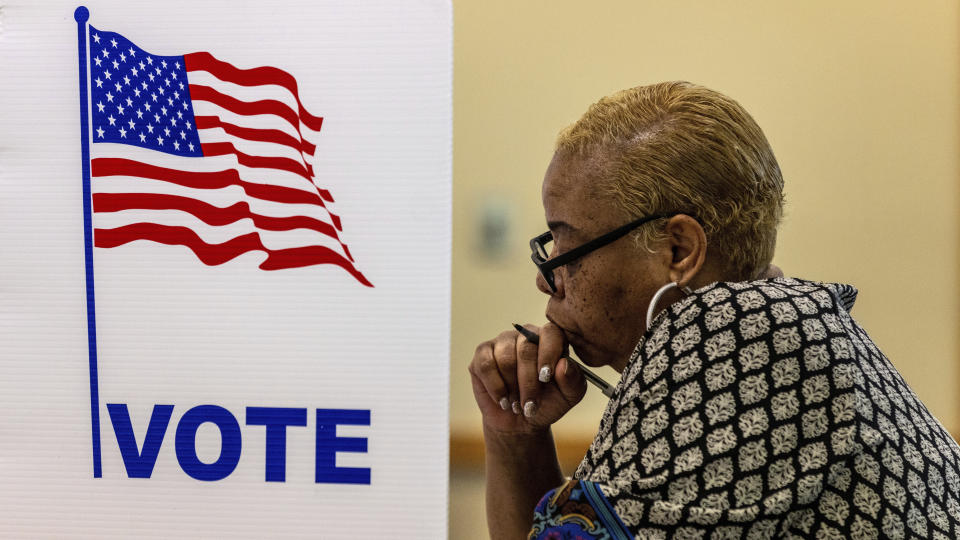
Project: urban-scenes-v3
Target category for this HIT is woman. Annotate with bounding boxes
[469,82,960,539]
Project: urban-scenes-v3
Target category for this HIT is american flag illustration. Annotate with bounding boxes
[85,26,372,287]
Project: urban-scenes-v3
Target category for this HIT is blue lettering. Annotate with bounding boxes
[246,407,307,482]
[174,405,242,481]
[315,409,371,485]
[106,403,372,482]
[107,403,174,479]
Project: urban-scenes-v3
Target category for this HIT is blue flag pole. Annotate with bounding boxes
[75,5,102,478]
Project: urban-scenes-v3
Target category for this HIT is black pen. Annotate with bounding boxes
[512,323,615,398]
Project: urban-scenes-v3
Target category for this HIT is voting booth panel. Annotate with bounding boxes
[0,1,451,537]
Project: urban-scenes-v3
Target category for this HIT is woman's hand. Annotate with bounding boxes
[468,321,587,434]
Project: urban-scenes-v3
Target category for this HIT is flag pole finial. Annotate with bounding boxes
[74,6,89,23]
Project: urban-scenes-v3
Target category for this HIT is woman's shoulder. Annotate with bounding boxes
[629,276,860,382]
[606,276,868,466]
[686,277,857,314]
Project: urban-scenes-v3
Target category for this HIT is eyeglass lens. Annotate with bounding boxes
[536,236,553,260]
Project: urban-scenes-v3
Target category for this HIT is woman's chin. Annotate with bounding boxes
[570,343,610,369]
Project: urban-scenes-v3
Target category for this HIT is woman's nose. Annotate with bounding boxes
[535,269,563,297]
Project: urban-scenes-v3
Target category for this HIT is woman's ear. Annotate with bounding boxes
[664,214,707,287]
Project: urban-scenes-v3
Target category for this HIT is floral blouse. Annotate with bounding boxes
[529,278,960,539]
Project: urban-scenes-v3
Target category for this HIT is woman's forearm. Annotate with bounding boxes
[483,426,564,540]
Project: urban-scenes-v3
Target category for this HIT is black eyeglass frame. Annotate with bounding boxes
[529,214,671,292]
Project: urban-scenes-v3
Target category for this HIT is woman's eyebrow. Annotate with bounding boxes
[547,220,577,233]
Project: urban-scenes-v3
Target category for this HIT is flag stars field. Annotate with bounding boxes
[90,30,201,157]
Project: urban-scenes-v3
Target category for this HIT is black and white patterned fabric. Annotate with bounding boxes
[565,277,960,538]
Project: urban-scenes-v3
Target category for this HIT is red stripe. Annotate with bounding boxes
[92,193,344,244]
[260,245,364,276]
[188,86,329,200]
[200,141,315,181]
[95,223,372,286]
[184,52,324,131]
[189,84,312,142]
[91,159,341,221]
[194,115,316,157]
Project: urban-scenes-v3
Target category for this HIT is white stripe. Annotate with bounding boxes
[187,72,321,138]
[192,102,318,168]
[92,175,341,224]
[198,127,310,167]
[90,143,331,198]
[191,100,310,145]
[186,71,310,123]
[95,210,347,253]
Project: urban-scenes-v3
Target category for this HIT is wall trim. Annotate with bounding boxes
[452,427,960,472]
[450,431,593,472]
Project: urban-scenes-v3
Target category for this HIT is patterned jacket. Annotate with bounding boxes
[529,278,960,539]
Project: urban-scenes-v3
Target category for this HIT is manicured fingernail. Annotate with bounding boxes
[499,397,510,410]
[539,366,552,383]
[523,400,536,418]
[511,401,520,415]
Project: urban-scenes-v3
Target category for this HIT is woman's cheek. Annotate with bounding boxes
[564,260,583,281]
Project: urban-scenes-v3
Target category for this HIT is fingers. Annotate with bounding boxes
[492,334,519,413]
[537,322,566,384]
[553,357,587,407]
[468,364,500,410]
[469,324,574,424]
[470,340,510,414]
[516,325,541,417]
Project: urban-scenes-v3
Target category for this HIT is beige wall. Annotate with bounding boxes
[451,1,959,535]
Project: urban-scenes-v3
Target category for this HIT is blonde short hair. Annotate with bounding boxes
[555,81,784,280]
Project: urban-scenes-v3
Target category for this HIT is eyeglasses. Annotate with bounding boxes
[529,214,668,292]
